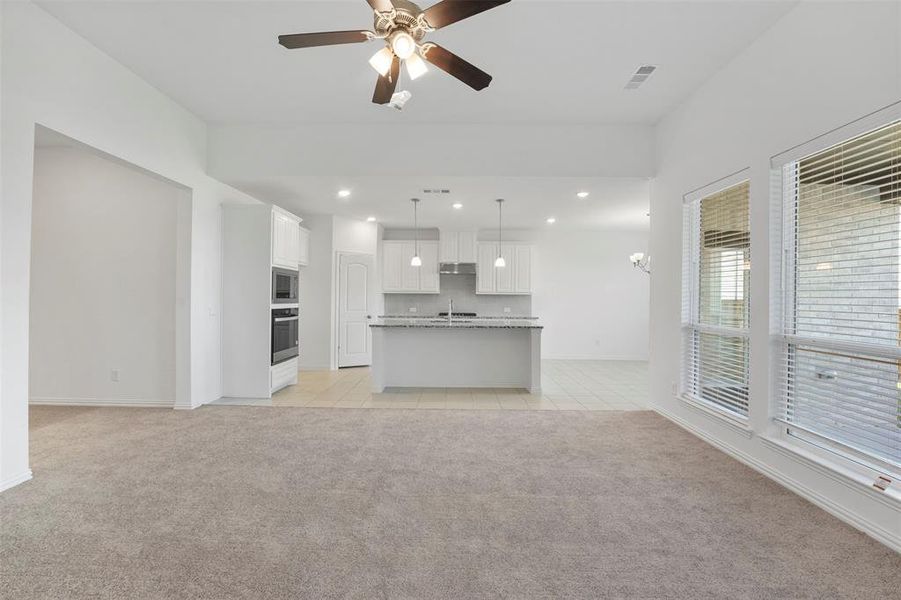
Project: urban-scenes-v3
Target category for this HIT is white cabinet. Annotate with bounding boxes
[382,240,440,294]
[439,230,477,263]
[383,242,405,291]
[476,242,498,294]
[419,241,440,293]
[439,233,457,263]
[476,242,533,295]
[297,226,310,266]
[513,245,532,294]
[458,231,477,263]
[272,210,302,269]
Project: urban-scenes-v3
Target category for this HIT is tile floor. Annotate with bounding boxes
[212,360,649,411]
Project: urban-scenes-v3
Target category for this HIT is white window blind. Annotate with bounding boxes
[682,180,751,418]
[776,120,901,471]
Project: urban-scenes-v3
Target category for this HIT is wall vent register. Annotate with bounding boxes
[625,65,657,90]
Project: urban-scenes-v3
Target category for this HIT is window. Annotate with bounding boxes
[682,180,751,418]
[776,120,901,472]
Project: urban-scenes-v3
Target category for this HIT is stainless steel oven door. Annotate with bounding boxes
[272,310,299,365]
[272,268,299,304]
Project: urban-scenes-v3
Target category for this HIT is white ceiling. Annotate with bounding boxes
[229,175,650,230]
[37,0,796,125]
[34,0,796,230]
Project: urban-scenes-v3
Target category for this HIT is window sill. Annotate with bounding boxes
[758,435,901,509]
[678,394,753,438]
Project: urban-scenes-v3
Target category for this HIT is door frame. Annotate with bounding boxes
[334,251,376,369]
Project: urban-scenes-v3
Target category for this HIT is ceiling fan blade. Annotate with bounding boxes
[372,55,401,104]
[278,30,371,49]
[421,44,492,91]
[366,0,394,12]
[422,0,511,30]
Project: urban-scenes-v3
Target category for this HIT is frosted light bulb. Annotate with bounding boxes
[494,256,506,268]
[405,53,428,80]
[391,32,416,60]
[368,47,394,76]
[411,255,422,267]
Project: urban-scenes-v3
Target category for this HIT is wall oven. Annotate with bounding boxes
[272,267,299,304]
[272,308,299,365]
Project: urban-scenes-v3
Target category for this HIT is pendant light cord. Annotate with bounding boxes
[497,199,503,258]
[413,198,419,257]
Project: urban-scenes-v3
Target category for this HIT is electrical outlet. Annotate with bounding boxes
[408,307,417,313]
[111,369,120,383]
[503,307,511,313]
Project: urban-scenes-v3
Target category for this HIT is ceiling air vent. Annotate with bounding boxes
[422,188,451,195]
[625,65,657,90]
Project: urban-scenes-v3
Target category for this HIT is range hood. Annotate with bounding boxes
[439,262,476,275]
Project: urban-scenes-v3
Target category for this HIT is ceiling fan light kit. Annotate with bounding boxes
[278,0,512,105]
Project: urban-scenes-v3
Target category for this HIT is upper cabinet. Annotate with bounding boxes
[297,226,310,266]
[271,209,303,269]
[439,230,478,263]
[383,240,440,294]
[476,242,533,295]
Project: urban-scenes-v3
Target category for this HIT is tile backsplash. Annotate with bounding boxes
[384,274,532,316]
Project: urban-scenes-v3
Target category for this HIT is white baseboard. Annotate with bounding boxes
[30,397,173,408]
[0,469,33,493]
[653,404,901,553]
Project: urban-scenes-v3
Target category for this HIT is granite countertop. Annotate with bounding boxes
[370,317,543,329]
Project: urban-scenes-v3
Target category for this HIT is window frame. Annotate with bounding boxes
[681,171,752,426]
[769,109,901,479]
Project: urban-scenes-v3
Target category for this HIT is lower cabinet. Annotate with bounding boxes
[476,242,533,295]
[383,240,440,294]
[271,357,298,394]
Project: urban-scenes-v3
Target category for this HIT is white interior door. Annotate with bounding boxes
[338,253,374,367]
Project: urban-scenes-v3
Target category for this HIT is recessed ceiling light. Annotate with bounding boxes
[546,217,556,224]
[366,216,377,222]
[576,191,589,199]
[452,202,463,209]
[337,189,351,198]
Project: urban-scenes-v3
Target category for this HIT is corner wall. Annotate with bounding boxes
[649,1,901,548]
[30,146,185,406]
[0,2,262,490]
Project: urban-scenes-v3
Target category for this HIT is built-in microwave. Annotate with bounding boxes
[272,267,299,304]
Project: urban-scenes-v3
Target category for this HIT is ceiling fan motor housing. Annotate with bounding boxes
[374,0,431,41]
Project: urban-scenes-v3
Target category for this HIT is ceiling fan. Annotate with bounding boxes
[278,0,511,105]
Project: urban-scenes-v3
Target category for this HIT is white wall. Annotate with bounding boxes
[0,3,263,491]
[210,123,655,179]
[532,229,649,360]
[650,2,901,549]
[297,214,333,370]
[30,146,185,406]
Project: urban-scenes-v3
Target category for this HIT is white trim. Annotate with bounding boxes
[683,169,751,204]
[654,405,901,553]
[759,435,901,509]
[0,470,33,493]
[30,397,173,408]
[678,393,754,438]
[771,101,901,167]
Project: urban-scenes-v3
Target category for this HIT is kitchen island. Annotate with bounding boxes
[369,317,542,393]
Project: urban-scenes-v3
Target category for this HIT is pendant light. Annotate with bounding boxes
[494,198,506,268]
[410,198,422,267]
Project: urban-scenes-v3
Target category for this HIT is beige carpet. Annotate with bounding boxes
[1,406,898,599]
